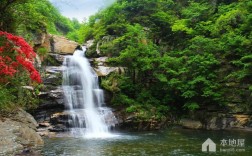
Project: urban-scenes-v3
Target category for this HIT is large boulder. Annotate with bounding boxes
[40,34,79,55]
[0,109,44,156]
[50,35,79,54]
[11,109,39,130]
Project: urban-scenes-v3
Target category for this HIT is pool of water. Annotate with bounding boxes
[41,128,252,156]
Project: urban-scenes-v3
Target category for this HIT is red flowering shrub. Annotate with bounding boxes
[0,31,41,83]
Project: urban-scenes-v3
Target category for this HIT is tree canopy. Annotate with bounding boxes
[81,0,252,119]
[0,0,81,42]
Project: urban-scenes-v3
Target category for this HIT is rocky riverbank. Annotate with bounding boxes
[179,113,252,131]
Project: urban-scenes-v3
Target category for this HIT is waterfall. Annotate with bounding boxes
[62,47,117,138]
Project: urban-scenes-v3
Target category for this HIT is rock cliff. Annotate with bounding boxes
[34,33,79,55]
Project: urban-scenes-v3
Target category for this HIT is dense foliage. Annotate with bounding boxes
[81,0,252,119]
[0,0,81,42]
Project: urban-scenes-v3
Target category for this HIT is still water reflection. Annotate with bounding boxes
[42,128,252,156]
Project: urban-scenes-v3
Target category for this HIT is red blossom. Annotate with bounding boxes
[0,31,41,83]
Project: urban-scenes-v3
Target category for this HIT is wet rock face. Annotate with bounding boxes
[0,109,44,156]
[34,66,67,135]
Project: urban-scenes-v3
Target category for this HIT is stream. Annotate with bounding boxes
[41,128,252,156]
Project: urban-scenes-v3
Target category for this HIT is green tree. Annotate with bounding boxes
[79,0,252,118]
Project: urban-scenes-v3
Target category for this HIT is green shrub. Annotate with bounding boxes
[0,85,16,112]
[37,47,48,57]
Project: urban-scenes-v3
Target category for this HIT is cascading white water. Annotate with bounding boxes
[62,47,117,138]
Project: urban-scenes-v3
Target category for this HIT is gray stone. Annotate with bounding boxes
[46,66,64,74]
[48,53,65,63]
[180,118,203,129]
[85,40,94,49]
[0,110,44,156]
[49,87,64,99]
[43,74,61,85]
[33,31,46,45]
[11,109,39,130]
[207,117,218,130]
[94,57,108,66]
[94,66,125,76]
[0,120,24,156]
[206,114,251,130]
